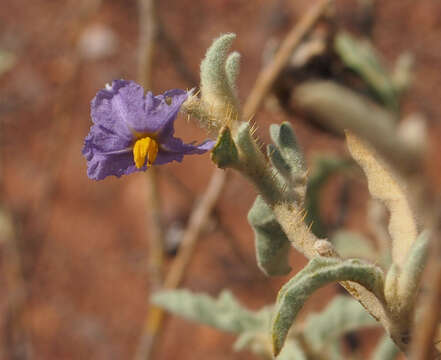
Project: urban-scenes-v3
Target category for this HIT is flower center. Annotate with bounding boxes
[133,136,159,169]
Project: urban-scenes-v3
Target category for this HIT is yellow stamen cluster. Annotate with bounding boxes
[133,136,159,169]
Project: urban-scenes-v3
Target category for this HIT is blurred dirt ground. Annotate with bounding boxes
[1,1,441,359]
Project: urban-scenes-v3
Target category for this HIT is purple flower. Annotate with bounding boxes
[82,80,214,180]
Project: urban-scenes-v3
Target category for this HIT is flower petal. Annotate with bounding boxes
[90,80,137,143]
[155,137,215,165]
[83,80,212,180]
[153,89,189,139]
[84,151,141,180]
[83,124,132,154]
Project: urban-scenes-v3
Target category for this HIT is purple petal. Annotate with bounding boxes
[90,80,136,143]
[83,80,212,180]
[85,151,141,180]
[161,137,215,154]
[83,124,132,154]
[153,89,189,139]
[154,137,215,165]
[92,80,188,136]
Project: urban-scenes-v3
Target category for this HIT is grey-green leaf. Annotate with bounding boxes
[236,122,284,203]
[271,257,384,355]
[334,31,399,112]
[200,33,239,114]
[248,196,291,276]
[270,122,305,178]
[151,289,265,333]
[267,144,291,181]
[225,51,241,95]
[396,230,430,313]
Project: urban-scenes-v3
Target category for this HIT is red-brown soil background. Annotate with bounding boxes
[1,1,440,359]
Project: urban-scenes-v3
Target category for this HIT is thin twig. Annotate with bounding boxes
[133,2,166,359]
[242,0,331,120]
[134,2,330,358]
[137,0,165,292]
[138,0,158,90]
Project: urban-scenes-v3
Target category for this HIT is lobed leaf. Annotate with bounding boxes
[151,289,266,334]
[236,122,284,203]
[248,195,291,276]
[271,257,384,355]
[267,122,307,205]
[267,144,291,181]
[346,131,417,267]
[269,122,306,180]
[225,51,241,96]
[200,33,240,120]
[397,231,429,301]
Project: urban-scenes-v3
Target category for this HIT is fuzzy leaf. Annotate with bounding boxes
[267,144,291,181]
[271,257,384,355]
[397,231,429,301]
[304,295,377,352]
[334,31,399,112]
[385,231,431,319]
[332,230,377,262]
[268,122,307,204]
[225,51,241,95]
[211,126,239,168]
[200,33,239,119]
[248,195,291,276]
[270,122,305,178]
[346,131,417,267]
[151,289,266,333]
[371,334,399,360]
[236,122,284,203]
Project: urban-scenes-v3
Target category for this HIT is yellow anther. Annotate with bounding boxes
[133,136,159,169]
